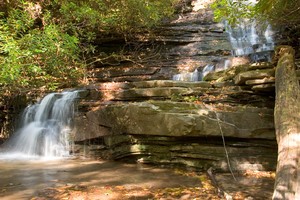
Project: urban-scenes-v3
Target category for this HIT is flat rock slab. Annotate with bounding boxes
[78,101,275,139]
[234,69,275,85]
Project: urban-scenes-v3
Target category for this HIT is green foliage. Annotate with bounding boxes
[183,95,199,103]
[0,6,83,91]
[255,0,300,26]
[211,0,300,27]
[0,0,178,95]
[211,0,255,25]
[57,0,177,45]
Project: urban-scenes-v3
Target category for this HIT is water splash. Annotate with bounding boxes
[0,91,79,160]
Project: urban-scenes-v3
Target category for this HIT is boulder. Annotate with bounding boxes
[245,77,275,85]
[78,101,275,140]
[234,69,275,85]
[204,64,250,82]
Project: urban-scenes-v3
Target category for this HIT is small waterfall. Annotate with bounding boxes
[173,63,220,82]
[223,59,232,70]
[172,69,200,82]
[0,91,79,159]
[199,64,215,80]
[172,0,275,82]
[222,0,274,62]
[226,20,274,61]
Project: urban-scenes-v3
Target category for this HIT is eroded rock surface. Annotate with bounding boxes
[74,79,277,171]
[87,0,231,83]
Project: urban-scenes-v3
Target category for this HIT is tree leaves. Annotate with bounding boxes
[0,0,179,95]
[211,0,300,28]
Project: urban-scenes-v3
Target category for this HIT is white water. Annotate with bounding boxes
[0,91,79,160]
[225,20,275,61]
[172,63,220,82]
[172,69,200,82]
[200,64,215,80]
[224,0,275,61]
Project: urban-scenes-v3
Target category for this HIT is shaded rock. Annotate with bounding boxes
[296,69,300,77]
[91,66,159,79]
[73,116,111,141]
[251,84,275,92]
[80,133,277,171]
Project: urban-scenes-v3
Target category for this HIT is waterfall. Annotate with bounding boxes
[225,20,274,62]
[199,64,215,81]
[171,0,275,82]
[172,69,200,82]
[0,91,79,159]
[224,0,275,63]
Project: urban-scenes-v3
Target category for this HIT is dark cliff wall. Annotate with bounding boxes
[87,0,231,83]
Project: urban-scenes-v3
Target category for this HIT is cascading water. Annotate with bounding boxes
[224,0,275,62]
[0,91,79,159]
[225,20,275,62]
[199,64,215,81]
[172,69,200,82]
[172,0,275,82]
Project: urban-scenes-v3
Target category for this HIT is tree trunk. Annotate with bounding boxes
[273,46,300,199]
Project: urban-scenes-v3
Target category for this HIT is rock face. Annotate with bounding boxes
[1,0,281,171]
[88,0,231,83]
[74,79,277,171]
[0,94,37,141]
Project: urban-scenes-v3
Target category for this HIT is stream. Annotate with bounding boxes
[0,156,275,200]
[0,157,203,199]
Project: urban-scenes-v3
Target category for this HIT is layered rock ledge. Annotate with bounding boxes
[74,79,277,171]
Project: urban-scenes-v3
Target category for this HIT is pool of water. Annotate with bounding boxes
[0,157,201,200]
